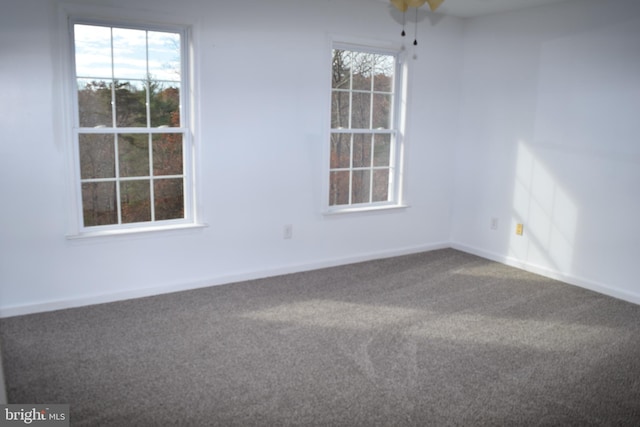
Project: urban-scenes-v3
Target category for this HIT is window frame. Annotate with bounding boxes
[324,41,408,215]
[64,13,201,238]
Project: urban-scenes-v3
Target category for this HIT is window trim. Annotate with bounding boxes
[323,39,408,215]
[61,9,202,238]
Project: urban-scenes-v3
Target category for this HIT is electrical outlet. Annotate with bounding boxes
[283,224,293,240]
[491,217,499,230]
[516,223,524,236]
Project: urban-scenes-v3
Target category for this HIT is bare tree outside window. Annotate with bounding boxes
[74,23,187,228]
[329,48,397,207]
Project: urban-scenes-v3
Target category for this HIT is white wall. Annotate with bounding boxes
[0,0,463,316]
[3,0,638,317]
[452,0,640,303]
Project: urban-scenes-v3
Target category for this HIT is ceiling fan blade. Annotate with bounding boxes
[406,0,428,8]
[390,0,408,12]
[426,0,445,12]
[390,0,445,12]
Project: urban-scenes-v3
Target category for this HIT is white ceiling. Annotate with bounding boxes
[379,0,571,18]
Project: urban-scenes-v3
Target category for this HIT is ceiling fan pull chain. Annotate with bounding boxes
[413,7,418,45]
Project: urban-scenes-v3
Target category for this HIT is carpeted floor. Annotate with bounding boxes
[2,248,640,426]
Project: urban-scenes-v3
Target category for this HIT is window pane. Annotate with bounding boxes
[121,180,151,223]
[373,169,390,202]
[351,92,371,129]
[329,171,350,206]
[330,134,351,169]
[148,31,181,82]
[74,24,189,228]
[352,134,372,168]
[74,24,112,79]
[372,93,392,129]
[351,52,372,91]
[332,50,351,89]
[78,79,113,127]
[154,178,184,220]
[153,134,183,176]
[331,91,349,129]
[79,134,115,179]
[328,47,399,209]
[114,81,147,127]
[150,83,180,127]
[82,182,117,226]
[352,170,371,204]
[112,28,147,80]
[373,55,394,92]
[374,134,391,167]
[119,134,149,177]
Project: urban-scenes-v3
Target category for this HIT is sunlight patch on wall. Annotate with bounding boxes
[510,141,577,273]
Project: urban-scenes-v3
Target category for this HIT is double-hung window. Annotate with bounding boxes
[328,45,403,211]
[70,19,193,233]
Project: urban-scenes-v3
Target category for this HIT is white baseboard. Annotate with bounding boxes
[451,242,640,306]
[0,242,449,318]
[4,241,636,318]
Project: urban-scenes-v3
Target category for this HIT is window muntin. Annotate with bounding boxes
[329,48,399,208]
[72,22,190,230]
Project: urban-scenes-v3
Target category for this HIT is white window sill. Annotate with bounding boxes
[66,222,208,240]
[323,204,409,216]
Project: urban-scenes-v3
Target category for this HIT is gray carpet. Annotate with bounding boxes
[2,248,640,426]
